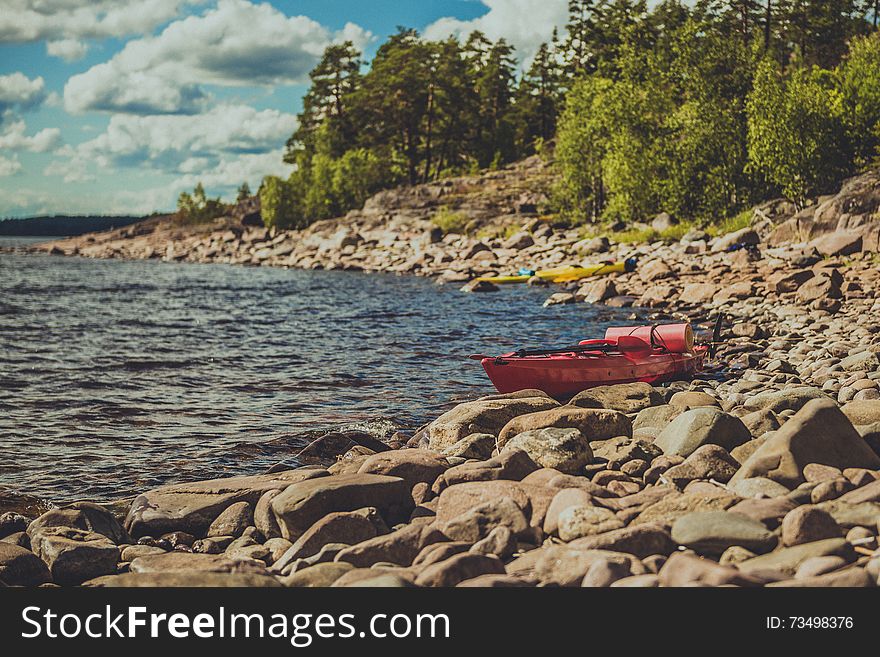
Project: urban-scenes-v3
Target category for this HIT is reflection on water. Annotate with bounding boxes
[0,248,637,503]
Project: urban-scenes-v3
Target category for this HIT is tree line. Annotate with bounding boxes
[230,0,880,229]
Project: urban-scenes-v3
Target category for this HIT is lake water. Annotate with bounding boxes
[0,238,639,504]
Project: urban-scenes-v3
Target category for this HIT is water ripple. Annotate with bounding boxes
[0,238,640,504]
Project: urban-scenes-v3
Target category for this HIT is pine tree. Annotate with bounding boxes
[284,42,362,165]
[351,29,433,185]
[236,182,251,203]
[514,42,563,150]
[473,38,518,167]
[564,0,599,76]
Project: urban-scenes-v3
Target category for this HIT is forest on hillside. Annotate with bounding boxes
[0,215,144,237]
[177,0,880,230]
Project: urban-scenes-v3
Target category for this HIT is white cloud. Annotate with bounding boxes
[0,72,47,113]
[334,21,374,52]
[424,0,568,65]
[43,148,95,182]
[0,119,62,152]
[173,148,293,191]
[45,103,295,187]
[78,104,296,167]
[46,38,89,61]
[0,1,198,43]
[0,154,22,177]
[0,184,176,216]
[64,0,373,115]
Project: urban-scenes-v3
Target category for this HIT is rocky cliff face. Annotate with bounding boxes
[768,169,880,253]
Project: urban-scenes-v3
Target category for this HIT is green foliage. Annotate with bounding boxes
[236,182,251,203]
[705,208,754,237]
[747,59,850,207]
[837,32,880,166]
[431,207,471,235]
[554,75,613,223]
[176,183,230,223]
[259,176,302,230]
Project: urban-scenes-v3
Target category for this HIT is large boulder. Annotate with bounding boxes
[333,523,435,568]
[738,538,854,577]
[129,552,268,574]
[29,527,119,585]
[569,383,663,414]
[433,450,538,491]
[654,408,751,458]
[426,397,559,451]
[0,543,52,586]
[557,506,624,541]
[436,481,556,530]
[440,497,529,542]
[85,572,281,587]
[566,524,677,559]
[501,427,592,475]
[731,399,880,487]
[633,404,681,432]
[415,553,505,587]
[743,387,828,414]
[531,546,644,587]
[28,502,129,544]
[662,445,740,486]
[271,474,412,540]
[278,508,385,563]
[810,231,863,256]
[670,511,776,555]
[842,400,880,426]
[356,450,448,490]
[497,407,631,450]
[125,468,329,538]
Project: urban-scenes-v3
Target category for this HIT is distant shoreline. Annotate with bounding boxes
[0,215,146,237]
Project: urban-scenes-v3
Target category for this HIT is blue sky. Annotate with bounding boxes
[0,0,570,218]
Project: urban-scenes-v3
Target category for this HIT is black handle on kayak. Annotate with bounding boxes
[468,344,616,360]
[511,342,619,358]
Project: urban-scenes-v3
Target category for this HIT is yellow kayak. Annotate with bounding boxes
[476,259,636,285]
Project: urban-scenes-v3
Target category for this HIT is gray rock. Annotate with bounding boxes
[206,502,253,538]
[440,433,496,460]
[0,543,52,586]
[557,506,624,541]
[662,444,740,486]
[743,387,829,414]
[125,469,329,538]
[502,427,592,475]
[654,408,751,458]
[671,511,776,555]
[569,383,663,414]
[738,538,854,576]
[86,572,282,587]
[426,397,559,451]
[731,399,880,487]
[29,527,119,585]
[728,477,791,498]
[271,474,413,541]
[28,502,129,544]
[632,404,681,431]
[497,407,631,450]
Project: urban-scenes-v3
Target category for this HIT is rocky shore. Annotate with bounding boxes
[3,162,880,588]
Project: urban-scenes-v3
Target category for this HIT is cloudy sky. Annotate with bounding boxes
[0,0,570,218]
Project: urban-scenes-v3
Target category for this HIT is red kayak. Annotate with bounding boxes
[472,324,708,398]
